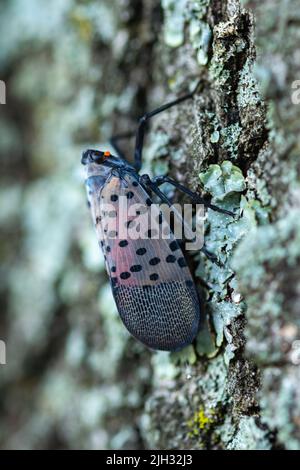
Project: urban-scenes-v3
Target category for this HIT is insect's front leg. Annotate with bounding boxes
[133,80,203,172]
[150,175,233,264]
[200,246,223,267]
[109,81,203,172]
[152,175,235,217]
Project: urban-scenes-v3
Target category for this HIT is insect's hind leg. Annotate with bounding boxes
[140,175,221,265]
[152,175,235,217]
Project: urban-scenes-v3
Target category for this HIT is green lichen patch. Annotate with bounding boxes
[199,161,246,200]
[144,131,170,175]
[220,124,242,160]
[152,352,179,385]
[195,318,219,358]
[162,0,188,48]
[184,357,230,447]
[69,3,118,44]
[211,301,244,348]
[210,130,220,143]
[259,366,300,450]
[162,0,211,65]
[189,19,211,65]
[171,345,197,366]
[227,416,272,450]
[187,406,218,437]
[209,13,248,89]
[187,0,210,20]
[196,162,257,364]
[237,59,262,109]
[232,208,300,365]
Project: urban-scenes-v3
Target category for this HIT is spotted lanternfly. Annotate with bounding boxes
[82,81,233,351]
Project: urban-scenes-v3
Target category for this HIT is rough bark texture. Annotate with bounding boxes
[0,0,300,450]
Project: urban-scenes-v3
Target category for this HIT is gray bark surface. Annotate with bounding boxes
[0,0,299,450]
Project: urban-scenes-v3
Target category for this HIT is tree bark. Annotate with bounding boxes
[0,0,299,450]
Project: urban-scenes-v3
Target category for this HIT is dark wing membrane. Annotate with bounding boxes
[88,171,200,351]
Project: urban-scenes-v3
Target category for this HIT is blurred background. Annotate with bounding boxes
[1,0,300,451]
[0,0,165,450]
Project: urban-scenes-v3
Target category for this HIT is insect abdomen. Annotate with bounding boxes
[112,280,200,351]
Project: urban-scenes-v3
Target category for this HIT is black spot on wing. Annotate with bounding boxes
[120,272,131,280]
[130,265,143,273]
[149,257,161,266]
[169,241,179,252]
[178,257,187,268]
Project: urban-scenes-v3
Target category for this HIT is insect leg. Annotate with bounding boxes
[140,175,219,263]
[140,175,173,206]
[200,246,222,266]
[134,80,203,172]
[152,175,235,217]
[109,132,135,161]
[145,175,225,266]
[140,174,194,240]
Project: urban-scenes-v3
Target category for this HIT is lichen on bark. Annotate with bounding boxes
[0,0,300,450]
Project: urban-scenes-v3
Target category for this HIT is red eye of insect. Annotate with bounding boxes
[103,151,111,158]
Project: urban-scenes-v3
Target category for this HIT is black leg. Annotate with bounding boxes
[200,246,222,266]
[139,173,193,236]
[152,175,235,217]
[140,174,187,230]
[153,178,223,265]
[109,132,135,161]
[140,174,172,206]
[134,80,202,172]
[140,175,222,263]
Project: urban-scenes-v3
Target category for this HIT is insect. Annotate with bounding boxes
[82,80,233,351]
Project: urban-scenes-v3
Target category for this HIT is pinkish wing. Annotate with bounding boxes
[97,173,194,287]
[87,171,200,351]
